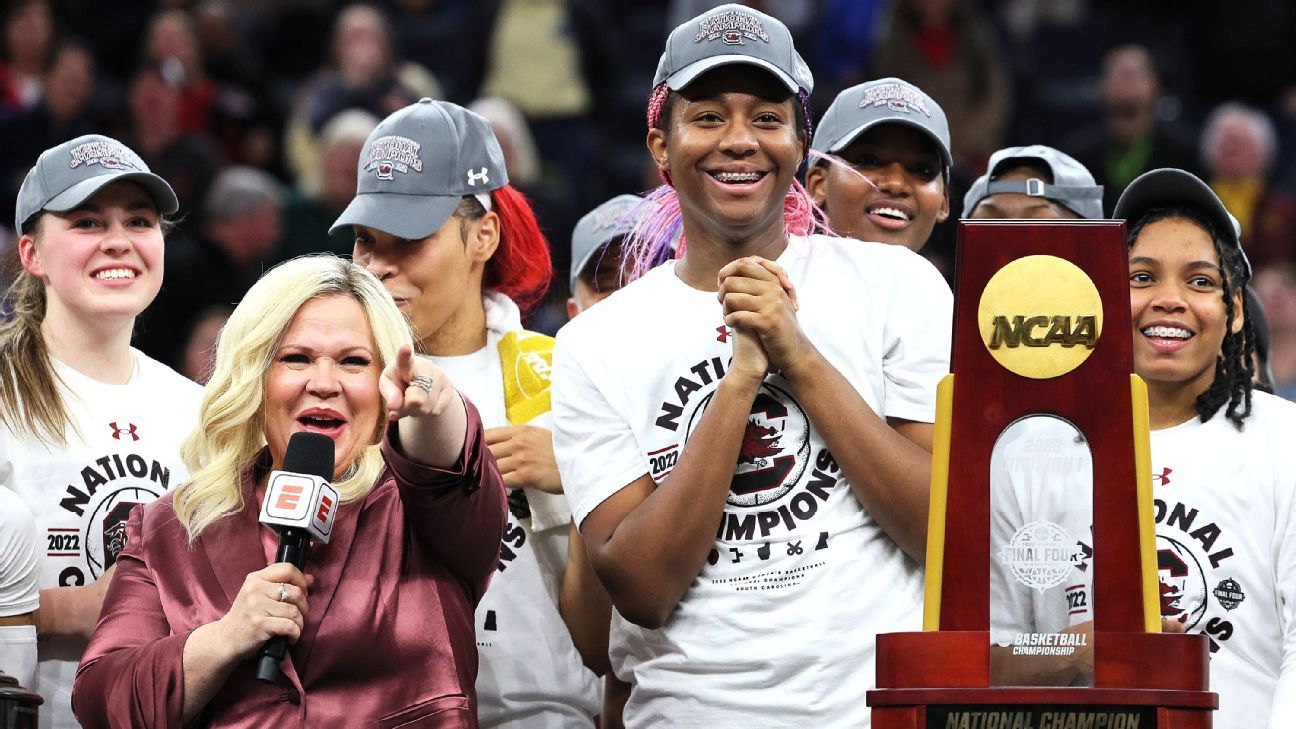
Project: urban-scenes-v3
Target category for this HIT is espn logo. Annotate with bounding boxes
[260,471,340,543]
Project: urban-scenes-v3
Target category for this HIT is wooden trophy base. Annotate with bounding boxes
[868,631,1217,728]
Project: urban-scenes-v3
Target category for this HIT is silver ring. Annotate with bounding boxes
[277,583,289,603]
[409,375,435,393]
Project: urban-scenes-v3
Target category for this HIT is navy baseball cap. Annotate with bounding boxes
[569,194,641,291]
[1114,168,1251,277]
[964,145,1104,219]
[811,78,951,170]
[330,98,508,240]
[654,3,813,96]
[15,134,178,233]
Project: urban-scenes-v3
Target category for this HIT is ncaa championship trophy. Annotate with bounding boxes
[867,221,1217,728]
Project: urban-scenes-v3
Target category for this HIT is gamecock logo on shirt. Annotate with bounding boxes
[685,382,810,508]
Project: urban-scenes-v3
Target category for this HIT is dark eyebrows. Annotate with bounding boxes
[1128,256,1223,275]
[275,344,375,357]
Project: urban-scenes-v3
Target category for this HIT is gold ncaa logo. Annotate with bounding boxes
[978,255,1103,379]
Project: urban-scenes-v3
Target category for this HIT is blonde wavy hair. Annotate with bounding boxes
[173,254,413,541]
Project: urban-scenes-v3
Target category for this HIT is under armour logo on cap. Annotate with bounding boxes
[467,167,490,186]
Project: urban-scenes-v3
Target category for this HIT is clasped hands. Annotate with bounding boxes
[717,256,813,383]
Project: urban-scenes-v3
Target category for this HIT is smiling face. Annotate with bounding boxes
[1129,216,1242,397]
[648,66,804,245]
[263,295,382,480]
[20,180,165,329]
[805,124,948,250]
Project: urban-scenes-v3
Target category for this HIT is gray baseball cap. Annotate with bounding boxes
[330,98,508,240]
[15,134,178,233]
[963,145,1104,219]
[654,3,813,95]
[810,78,951,169]
[569,194,641,291]
[1114,167,1250,276]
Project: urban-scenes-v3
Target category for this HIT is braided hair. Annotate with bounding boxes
[1128,206,1255,430]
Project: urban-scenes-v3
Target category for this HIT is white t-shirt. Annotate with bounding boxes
[432,292,599,729]
[552,234,953,728]
[1,350,201,729]
[0,487,39,689]
[989,392,1296,729]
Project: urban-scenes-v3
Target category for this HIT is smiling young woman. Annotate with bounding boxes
[0,134,201,729]
[1115,172,1296,728]
[551,5,953,727]
[804,77,952,251]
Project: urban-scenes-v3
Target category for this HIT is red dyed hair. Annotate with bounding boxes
[483,184,552,316]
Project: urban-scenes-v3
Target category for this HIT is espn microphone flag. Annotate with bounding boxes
[259,465,340,543]
[256,431,335,683]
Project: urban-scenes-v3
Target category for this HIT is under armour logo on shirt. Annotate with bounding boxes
[715,325,731,343]
[110,422,139,441]
[1152,467,1172,486]
[467,167,490,186]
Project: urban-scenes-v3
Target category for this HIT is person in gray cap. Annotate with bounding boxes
[964,145,1104,220]
[805,77,952,251]
[333,98,605,728]
[566,193,642,318]
[551,5,951,727]
[1107,168,1295,728]
[0,133,202,729]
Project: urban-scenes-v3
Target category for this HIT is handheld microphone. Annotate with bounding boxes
[255,431,337,683]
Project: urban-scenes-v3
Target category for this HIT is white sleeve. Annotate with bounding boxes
[1267,456,1296,727]
[881,254,953,423]
[551,331,649,529]
[0,488,39,617]
[521,410,575,534]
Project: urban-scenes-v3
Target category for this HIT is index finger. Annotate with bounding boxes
[259,562,310,591]
[750,257,798,311]
[394,345,415,384]
[484,426,520,445]
[716,256,778,284]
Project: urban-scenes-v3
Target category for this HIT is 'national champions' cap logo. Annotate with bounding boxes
[858,83,933,118]
[694,10,770,45]
[68,141,143,172]
[363,135,424,180]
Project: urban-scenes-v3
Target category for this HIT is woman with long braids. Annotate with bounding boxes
[989,169,1296,727]
[551,5,953,727]
[1114,169,1296,727]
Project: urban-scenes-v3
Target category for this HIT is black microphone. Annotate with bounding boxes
[255,432,337,683]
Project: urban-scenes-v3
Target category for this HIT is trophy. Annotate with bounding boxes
[867,221,1216,728]
[0,670,40,729]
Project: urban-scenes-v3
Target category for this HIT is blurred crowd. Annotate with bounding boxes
[2,0,1296,395]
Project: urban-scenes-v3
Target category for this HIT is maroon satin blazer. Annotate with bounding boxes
[72,407,506,728]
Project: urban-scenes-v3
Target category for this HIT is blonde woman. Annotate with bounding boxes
[73,255,506,728]
[0,134,200,729]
